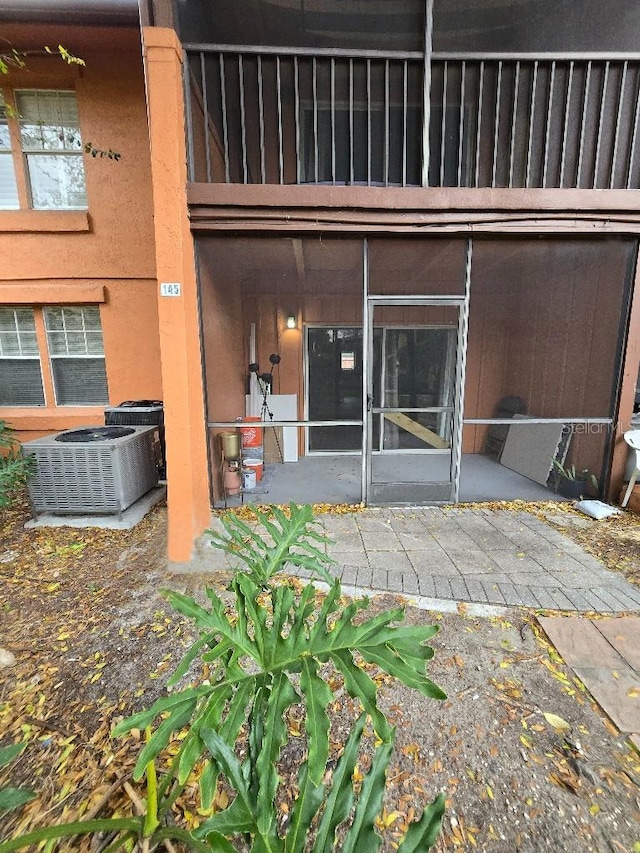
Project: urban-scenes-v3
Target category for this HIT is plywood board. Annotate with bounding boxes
[384,412,449,449]
[500,417,565,485]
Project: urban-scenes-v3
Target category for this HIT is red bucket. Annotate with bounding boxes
[240,416,263,449]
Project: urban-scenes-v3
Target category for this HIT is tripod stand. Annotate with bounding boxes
[258,374,283,465]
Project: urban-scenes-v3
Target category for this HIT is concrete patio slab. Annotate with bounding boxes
[24,485,167,531]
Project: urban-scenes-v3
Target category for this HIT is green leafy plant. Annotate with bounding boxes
[1,504,446,852]
[0,742,35,815]
[551,459,599,490]
[0,420,35,509]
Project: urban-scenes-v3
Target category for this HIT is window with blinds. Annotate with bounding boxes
[44,306,108,405]
[0,94,19,209]
[0,308,45,405]
[16,90,87,209]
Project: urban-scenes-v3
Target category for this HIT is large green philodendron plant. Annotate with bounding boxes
[1,504,446,852]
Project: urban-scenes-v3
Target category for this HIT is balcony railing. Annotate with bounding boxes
[184,45,640,190]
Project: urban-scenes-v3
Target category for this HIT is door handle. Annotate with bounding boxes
[366,394,373,412]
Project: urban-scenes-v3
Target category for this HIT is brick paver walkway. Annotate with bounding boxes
[308,507,640,612]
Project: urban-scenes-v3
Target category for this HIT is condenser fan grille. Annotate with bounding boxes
[55,426,135,443]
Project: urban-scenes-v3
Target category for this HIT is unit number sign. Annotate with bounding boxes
[160,282,181,297]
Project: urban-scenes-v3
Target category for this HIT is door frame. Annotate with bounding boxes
[361,239,472,504]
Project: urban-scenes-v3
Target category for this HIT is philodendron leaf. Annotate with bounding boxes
[0,818,141,852]
[283,765,325,853]
[396,793,446,852]
[0,787,36,813]
[131,699,197,781]
[339,735,395,853]
[256,672,299,837]
[313,714,366,853]
[300,657,333,784]
[0,742,27,769]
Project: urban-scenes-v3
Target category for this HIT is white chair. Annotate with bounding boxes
[621,429,640,507]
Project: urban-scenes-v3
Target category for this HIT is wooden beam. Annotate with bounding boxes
[384,412,449,449]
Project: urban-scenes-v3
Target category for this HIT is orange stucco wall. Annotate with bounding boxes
[0,24,163,443]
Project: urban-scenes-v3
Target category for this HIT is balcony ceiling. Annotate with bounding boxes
[178,0,640,53]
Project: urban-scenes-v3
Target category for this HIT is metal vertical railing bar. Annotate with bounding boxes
[276,56,284,184]
[366,58,372,185]
[559,60,574,187]
[542,61,556,187]
[491,60,503,188]
[238,55,248,182]
[439,60,448,186]
[200,51,212,181]
[402,60,408,187]
[576,60,592,187]
[474,61,484,188]
[384,59,390,186]
[257,55,266,183]
[312,57,319,184]
[294,56,301,184]
[457,60,466,187]
[626,72,640,188]
[508,60,520,187]
[593,61,610,189]
[349,58,355,184]
[525,60,538,187]
[610,61,628,188]
[331,57,336,185]
[218,53,230,182]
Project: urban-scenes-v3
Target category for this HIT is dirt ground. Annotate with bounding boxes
[0,497,639,852]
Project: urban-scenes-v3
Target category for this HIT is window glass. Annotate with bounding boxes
[0,94,19,209]
[44,306,108,405]
[0,307,45,406]
[16,90,87,210]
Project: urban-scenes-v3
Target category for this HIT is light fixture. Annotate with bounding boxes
[286,314,297,329]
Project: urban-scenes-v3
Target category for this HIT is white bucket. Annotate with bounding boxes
[243,468,257,490]
[243,458,264,481]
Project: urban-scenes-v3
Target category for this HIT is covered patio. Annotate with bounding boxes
[198,233,634,508]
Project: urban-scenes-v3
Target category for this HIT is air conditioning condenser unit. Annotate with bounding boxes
[24,425,159,516]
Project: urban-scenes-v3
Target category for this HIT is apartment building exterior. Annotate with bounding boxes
[2,0,640,563]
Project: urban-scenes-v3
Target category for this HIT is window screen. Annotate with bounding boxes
[16,90,87,210]
[0,307,45,405]
[44,306,108,405]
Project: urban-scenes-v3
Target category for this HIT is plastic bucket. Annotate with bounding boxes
[240,416,263,449]
[242,468,257,490]
[241,444,263,461]
[243,458,263,482]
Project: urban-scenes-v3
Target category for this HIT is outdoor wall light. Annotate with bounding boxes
[286,314,297,329]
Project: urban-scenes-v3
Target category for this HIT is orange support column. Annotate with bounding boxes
[142,27,210,562]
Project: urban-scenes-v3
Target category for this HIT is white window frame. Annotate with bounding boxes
[0,307,46,406]
[0,88,88,211]
[43,306,108,406]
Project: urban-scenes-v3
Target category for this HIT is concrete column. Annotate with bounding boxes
[142,27,210,562]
